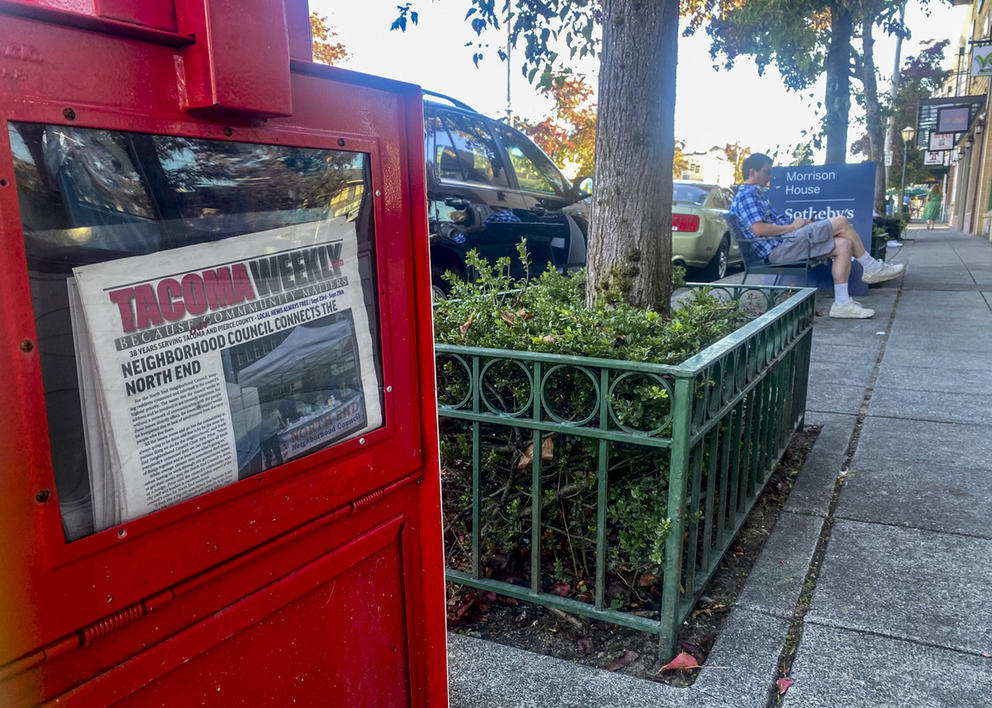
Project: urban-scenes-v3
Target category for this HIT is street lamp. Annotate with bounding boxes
[899,126,916,217]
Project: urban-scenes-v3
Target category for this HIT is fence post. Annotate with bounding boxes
[659,374,695,659]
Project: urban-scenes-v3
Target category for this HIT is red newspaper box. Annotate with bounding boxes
[0,2,447,705]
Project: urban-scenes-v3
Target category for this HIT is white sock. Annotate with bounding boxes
[856,253,880,273]
[834,283,851,305]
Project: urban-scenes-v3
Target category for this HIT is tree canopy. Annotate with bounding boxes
[311,12,348,65]
[683,0,918,166]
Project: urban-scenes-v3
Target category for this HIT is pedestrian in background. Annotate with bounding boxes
[923,183,942,229]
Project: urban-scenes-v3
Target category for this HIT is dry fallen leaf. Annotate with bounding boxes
[777,677,794,695]
[549,581,571,597]
[607,650,639,671]
[659,651,700,672]
[459,312,476,338]
[638,572,658,587]
[517,444,533,470]
[540,436,554,461]
[577,637,594,655]
[499,310,517,326]
[516,308,535,320]
[541,335,557,343]
[518,437,554,469]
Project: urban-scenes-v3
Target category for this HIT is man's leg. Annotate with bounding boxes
[827,215,904,284]
[828,237,853,283]
[827,216,867,257]
[825,236,875,318]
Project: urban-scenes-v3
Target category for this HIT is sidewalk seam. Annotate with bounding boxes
[830,513,992,541]
[800,616,992,659]
[762,281,905,708]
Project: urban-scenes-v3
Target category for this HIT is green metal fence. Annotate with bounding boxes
[436,284,816,658]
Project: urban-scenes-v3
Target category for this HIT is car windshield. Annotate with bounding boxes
[672,184,710,205]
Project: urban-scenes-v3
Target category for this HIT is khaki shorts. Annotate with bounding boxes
[767,220,835,264]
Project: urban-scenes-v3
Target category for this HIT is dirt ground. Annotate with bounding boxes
[447,424,821,686]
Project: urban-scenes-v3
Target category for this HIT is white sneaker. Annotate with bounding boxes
[861,261,906,284]
[829,300,875,319]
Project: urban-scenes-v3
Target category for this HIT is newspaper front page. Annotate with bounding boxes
[70,217,381,531]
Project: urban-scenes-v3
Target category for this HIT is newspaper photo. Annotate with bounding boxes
[69,217,382,532]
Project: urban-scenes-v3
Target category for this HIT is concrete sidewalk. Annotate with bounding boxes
[447,226,992,707]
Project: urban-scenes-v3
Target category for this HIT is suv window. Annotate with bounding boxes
[494,125,566,195]
[430,111,508,188]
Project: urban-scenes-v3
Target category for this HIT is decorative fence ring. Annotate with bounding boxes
[607,372,674,435]
[723,349,740,404]
[540,364,601,426]
[708,361,725,417]
[435,353,473,409]
[480,358,534,417]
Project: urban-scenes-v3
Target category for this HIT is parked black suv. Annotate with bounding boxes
[423,92,589,295]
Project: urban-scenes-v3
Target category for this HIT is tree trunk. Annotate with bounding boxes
[586,0,678,312]
[861,14,886,213]
[824,3,853,164]
[884,0,907,189]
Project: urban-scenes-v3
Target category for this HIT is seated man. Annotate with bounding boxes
[730,153,905,319]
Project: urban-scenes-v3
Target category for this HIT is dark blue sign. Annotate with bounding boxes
[768,162,876,295]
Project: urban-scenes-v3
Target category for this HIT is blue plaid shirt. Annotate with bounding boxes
[729,184,792,260]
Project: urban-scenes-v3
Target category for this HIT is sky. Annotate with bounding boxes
[315,1,970,163]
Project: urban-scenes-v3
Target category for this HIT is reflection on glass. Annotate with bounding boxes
[10,122,381,541]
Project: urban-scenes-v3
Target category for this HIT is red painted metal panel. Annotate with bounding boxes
[96,0,177,32]
[0,4,447,706]
[285,0,312,63]
[174,0,293,116]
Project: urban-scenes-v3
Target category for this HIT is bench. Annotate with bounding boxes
[725,212,826,286]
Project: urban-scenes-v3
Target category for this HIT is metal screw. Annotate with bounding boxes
[359,437,366,445]
[20,339,34,353]
[35,489,50,503]
[386,385,393,393]
[117,528,127,539]
[375,190,382,197]
[337,138,346,147]
[224,127,233,137]
[63,107,76,121]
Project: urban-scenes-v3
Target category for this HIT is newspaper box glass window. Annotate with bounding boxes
[10,123,384,541]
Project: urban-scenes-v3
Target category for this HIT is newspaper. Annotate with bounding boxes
[69,217,382,532]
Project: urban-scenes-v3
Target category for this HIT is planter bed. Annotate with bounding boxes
[436,283,815,658]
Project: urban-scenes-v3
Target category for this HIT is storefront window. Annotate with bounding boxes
[10,123,383,541]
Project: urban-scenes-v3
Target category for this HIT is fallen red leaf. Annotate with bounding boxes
[659,651,700,671]
[549,581,571,597]
[777,677,794,695]
[607,650,639,671]
[638,572,658,587]
[577,637,594,654]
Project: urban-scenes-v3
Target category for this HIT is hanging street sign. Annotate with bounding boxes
[972,45,992,76]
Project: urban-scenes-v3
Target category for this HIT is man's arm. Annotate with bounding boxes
[750,217,810,237]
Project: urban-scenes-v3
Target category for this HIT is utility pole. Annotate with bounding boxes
[505,1,512,125]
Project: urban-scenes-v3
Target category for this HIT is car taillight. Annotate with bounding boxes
[672,213,700,232]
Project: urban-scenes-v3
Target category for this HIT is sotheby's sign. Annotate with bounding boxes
[768,162,876,295]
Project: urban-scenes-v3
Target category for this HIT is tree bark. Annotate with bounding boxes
[884,1,907,189]
[586,0,678,312]
[861,12,886,212]
[824,3,853,164]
